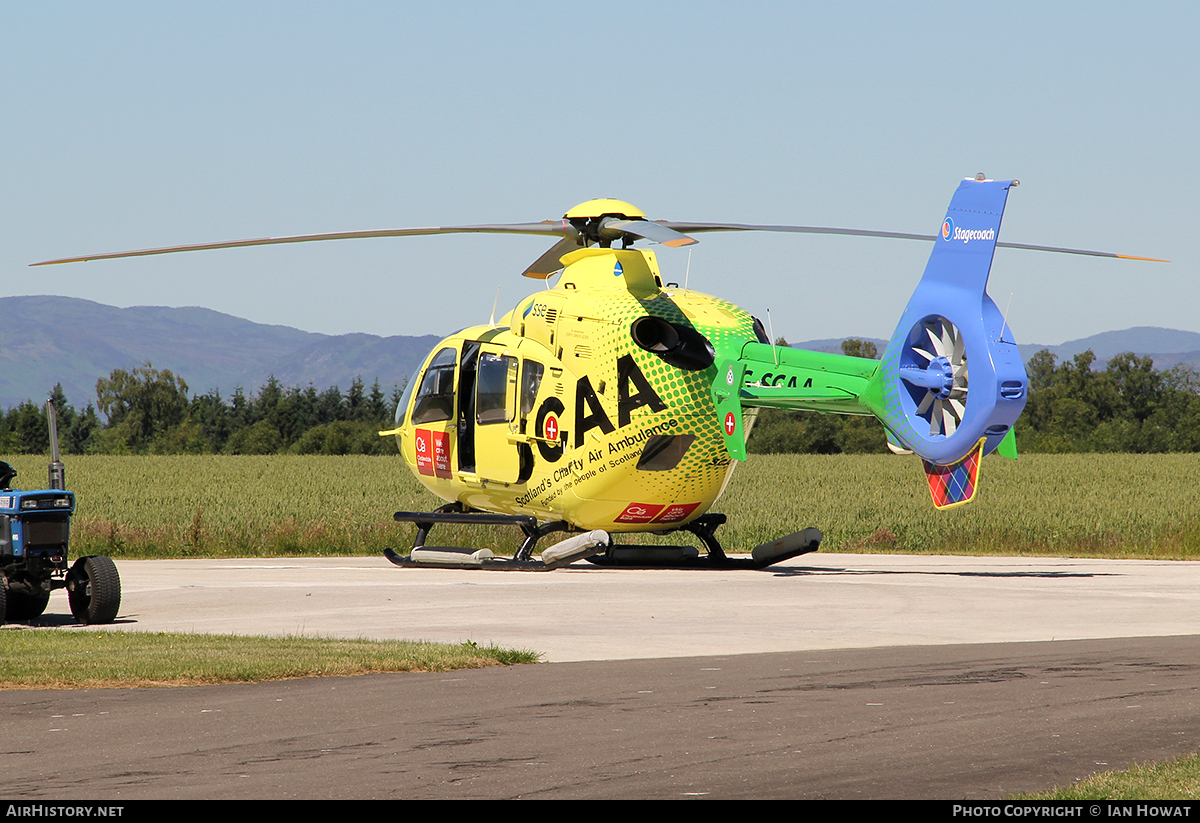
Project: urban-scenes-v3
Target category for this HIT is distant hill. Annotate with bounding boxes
[0,296,439,409]
[791,336,888,354]
[1017,327,1200,371]
[3,296,1197,411]
[795,327,1200,372]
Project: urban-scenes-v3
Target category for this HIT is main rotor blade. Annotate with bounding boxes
[521,237,582,279]
[603,219,697,248]
[32,221,580,266]
[662,221,936,243]
[658,222,1169,261]
[992,241,1168,262]
[32,215,1168,267]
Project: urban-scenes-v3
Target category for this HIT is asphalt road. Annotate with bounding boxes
[4,553,1200,799]
[4,636,1199,799]
[29,553,1200,661]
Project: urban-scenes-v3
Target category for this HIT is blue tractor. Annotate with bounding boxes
[0,403,120,625]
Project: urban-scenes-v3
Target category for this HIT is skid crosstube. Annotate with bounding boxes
[392,503,570,560]
[387,503,581,569]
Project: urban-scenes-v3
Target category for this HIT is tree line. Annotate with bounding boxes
[4,345,1200,458]
[0,364,400,456]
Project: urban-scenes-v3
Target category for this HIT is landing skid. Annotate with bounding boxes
[384,504,821,570]
[383,546,553,571]
[386,503,602,570]
[587,521,823,569]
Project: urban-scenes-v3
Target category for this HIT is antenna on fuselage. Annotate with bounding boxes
[767,309,779,366]
[489,285,501,326]
[999,292,1014,344]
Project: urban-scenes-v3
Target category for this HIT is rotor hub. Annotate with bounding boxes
[900,355,955,399]
[899,316,969,438]
[564,200,650,248]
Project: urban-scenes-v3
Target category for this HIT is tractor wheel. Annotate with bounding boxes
[5,586,50,621]
[67,556,121,625]
[0,576,7,626]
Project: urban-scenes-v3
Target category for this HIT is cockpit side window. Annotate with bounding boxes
[411,347,458,425]
[393,365,421,427]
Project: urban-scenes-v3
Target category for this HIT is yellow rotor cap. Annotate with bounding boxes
[564,199,646,219]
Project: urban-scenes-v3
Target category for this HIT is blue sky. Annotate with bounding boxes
[3,1,1195,346]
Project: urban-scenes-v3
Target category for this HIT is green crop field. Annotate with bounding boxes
[5,453,1198,559]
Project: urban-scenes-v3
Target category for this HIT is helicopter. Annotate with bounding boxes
[35,176,1166,570]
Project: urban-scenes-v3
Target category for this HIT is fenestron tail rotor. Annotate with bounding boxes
[862,177,1031,468]
[905,317,968,437]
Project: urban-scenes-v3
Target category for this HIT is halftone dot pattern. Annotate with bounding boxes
[879,309,918,446]
[558,277,759,520]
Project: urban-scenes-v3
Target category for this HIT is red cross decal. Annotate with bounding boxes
[724,411,737,436]
[544,414,559,441]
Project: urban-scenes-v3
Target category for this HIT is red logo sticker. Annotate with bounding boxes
[615,503,666,524]
[544,413,559,442]
[724,411,737,436]
[415,429,434,476]
[415,429,452,479]
[431,430,451,479]
[652,502,700,524]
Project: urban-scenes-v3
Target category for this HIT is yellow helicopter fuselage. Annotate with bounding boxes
[392,247,761,532]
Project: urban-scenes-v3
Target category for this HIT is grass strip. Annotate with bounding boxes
[0,630,540,689]
[1013,753,1200,799]
[7,453,1200,560]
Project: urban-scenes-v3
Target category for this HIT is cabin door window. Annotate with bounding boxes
[470,345,521,484]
